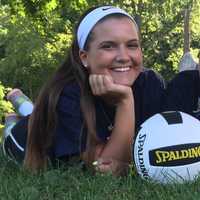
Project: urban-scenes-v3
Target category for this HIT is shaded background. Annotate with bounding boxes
[0,0,199,124]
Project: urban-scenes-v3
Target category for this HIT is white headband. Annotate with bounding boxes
[77,6,137,50]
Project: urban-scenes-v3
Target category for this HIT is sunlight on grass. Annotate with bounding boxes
[0,147,200,200]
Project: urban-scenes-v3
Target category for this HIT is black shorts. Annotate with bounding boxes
[3,116,28,163]
[2,116,78,166]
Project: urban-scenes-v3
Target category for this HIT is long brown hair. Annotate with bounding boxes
[24,6,101,170]
[24,7,135,170]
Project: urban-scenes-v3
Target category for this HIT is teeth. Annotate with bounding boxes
[112,67,130,72]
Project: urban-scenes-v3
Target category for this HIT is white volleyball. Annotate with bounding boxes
[133,111,200,184]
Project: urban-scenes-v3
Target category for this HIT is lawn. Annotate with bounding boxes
[0,147,200,200]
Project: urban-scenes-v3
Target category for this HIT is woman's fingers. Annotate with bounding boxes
[89,75,112,95]
[94,143,106,160]
[89,75,97,94]
[89,74,133,104]
[93,158,112,173]
[93,158,130,176]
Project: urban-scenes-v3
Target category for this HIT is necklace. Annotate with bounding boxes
[99,102,114,131]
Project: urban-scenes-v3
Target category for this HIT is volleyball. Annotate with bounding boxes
[133,111,200,184]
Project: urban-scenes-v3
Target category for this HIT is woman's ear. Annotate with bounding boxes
[79,50,88,68]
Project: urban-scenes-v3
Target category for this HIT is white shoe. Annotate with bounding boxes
[179,52,198,72]
[7,89,34,116]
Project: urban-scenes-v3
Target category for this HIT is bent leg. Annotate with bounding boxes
[2,115,28,163]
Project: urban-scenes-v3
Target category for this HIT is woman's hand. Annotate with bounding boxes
[94,143,106,160]
[93,157,130,176]
[89,74,135,176]
[89,74,132,105]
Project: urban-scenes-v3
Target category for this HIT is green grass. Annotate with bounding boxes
[0,148,200,200]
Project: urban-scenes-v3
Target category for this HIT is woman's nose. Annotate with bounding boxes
[116,46,130,63]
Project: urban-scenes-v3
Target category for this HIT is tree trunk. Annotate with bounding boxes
[183,9,190,54]
[133,0,143,39]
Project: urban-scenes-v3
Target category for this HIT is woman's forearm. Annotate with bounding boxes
[100,94,135,162]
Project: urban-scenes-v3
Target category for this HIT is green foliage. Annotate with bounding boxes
[128,0,195,79]
[0,0,200,100]
[191,0,200,51]
[0,4,72,98]
[0,83,13,121]
[0,82,13,137]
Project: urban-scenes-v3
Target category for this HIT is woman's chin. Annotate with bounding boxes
[113,80,133,87]
[111,70,140,87]
[112,75,137,86]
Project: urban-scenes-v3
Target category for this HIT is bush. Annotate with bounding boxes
[0,82,13,138]
[0,5,72,99]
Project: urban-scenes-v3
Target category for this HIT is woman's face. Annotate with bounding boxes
[80,16,143,86]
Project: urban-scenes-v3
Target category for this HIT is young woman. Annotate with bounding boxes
[3,6,200,175]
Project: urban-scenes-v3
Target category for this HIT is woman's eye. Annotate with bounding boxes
[101,43,115,49]
[128,43,139,49]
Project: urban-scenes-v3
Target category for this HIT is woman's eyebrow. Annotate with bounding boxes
[99,39,139,44]
[128,39,139,42]
[98,41,116,47]
[100,40,115,44]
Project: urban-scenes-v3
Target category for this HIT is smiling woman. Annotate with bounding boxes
[79,16,142,86]
[2,5,200,175]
